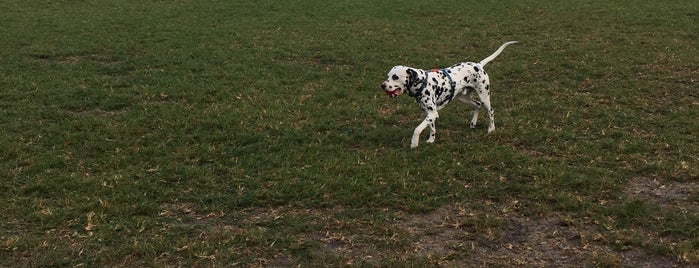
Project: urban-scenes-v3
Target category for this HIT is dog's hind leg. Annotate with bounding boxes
[457,94,481,129]
[478,94,495,133]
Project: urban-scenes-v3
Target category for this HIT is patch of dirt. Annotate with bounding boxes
[161,180,696,267]
[625,177,698,212]
[284,204,623,266]
[391,205,678,267]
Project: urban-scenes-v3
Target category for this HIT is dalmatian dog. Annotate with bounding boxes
[380,41,517,148]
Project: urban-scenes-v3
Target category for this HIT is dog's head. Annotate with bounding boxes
[380,66,419,98]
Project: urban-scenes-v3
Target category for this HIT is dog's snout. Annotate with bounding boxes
[380,83,386,90]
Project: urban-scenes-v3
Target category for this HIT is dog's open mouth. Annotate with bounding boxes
[386,88,402,98]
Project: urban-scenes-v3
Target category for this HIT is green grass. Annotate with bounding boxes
[1,0,697,266]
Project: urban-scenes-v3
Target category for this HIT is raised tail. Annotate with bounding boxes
[479,41,518,66]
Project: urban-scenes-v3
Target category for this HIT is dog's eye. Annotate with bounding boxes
[391,74,399,80]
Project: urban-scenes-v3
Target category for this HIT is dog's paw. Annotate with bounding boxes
[410,143,419,149]
[470,123,477,129]
[426,138,435,144]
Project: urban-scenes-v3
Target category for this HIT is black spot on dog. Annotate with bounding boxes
[392,74,399,80]
[406,69,419,87]
[474,66,480,72]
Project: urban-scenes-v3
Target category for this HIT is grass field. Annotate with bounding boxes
[1,0,697,266]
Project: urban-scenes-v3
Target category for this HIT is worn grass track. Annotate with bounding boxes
[1,0,697,266]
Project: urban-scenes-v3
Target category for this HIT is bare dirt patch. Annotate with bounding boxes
[392,201,692,267]
[392,205,648,267]
[163,195,692,266]
[625,177,697,212]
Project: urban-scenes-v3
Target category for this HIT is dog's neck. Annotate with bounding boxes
[408,70,430,97]
[407,69,454,98]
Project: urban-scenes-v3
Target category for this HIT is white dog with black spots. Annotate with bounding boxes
[380,41,517,148]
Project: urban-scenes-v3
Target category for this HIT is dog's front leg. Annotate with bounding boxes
[411,111,438,149]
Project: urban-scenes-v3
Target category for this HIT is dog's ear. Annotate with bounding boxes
[406,68,419,87]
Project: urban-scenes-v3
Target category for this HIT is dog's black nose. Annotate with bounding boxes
[380,83,386,90]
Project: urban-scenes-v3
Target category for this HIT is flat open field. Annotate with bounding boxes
[1,0,697,266]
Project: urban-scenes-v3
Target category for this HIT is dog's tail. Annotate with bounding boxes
[479,41,518,66]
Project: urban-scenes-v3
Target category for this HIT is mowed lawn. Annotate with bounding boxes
[1,0,697,266]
